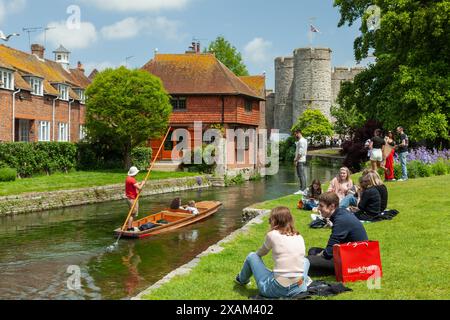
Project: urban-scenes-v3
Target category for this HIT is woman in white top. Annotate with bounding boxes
[235,207,311,298]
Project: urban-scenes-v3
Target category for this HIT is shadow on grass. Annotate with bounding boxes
[233,283,259,300]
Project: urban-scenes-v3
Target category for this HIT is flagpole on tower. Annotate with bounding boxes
[308,17,319,48]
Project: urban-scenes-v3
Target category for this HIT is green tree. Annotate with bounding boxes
[334,0,450,143]
[331,103,366,139]
[292,110,334,146]
[205,36,249,76]
[85,67,172,169]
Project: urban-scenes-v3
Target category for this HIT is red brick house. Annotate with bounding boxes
[0,44,90,143]
[142,51,266,171]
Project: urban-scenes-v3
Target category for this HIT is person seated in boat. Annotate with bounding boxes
[185,201,200,215]
[235,207,311,299]
[170,198,183,210]
[125,166,146,232]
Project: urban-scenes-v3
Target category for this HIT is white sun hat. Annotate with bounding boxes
[128,166,140,177]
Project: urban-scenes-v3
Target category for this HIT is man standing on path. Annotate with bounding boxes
[294,130,308,195]
[125,166,146,231]
[396,127,409,181]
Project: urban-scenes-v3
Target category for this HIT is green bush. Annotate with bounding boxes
[225,173,245,186]
[431,159,447,176]
[279,137,296,162]
[76,141,123,170]
[181,145,217,174]
[0,167,17,182]
[131,147,153,171]
[0,142,77,177]
[407,161,421,179]
[416,161,433,178]
[394,164,402,180]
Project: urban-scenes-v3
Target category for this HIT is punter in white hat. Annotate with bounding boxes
[125,166,146,231]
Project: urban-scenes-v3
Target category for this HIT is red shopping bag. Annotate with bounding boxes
[333,241,383,283]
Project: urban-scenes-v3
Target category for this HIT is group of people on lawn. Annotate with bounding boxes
[123,127,408,299]
[235,128,407,299]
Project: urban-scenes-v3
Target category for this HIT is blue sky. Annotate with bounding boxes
[0,0,371,88]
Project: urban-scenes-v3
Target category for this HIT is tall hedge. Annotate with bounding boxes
[0,142,77,177]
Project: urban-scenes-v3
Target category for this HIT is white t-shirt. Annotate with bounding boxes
[295,138,308,163]
[186,206,199,215]
[257,230,306,278]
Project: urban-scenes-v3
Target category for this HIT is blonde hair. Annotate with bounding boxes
[365,170,384,187]
[188,200,196,207]
[338,167,352,183]
[269,207,299,236]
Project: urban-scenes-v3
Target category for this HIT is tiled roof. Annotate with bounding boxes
[142,53,263,100]
[239,75,266,99]
[0,44,90,98]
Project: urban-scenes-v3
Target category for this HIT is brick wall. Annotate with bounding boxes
[0,88,85,142]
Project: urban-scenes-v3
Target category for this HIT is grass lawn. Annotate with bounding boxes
[143,174,450,300]
[308,148,343,156]
[0,170,201,197]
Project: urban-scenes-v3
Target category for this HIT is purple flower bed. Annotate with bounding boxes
[394,147,450,164]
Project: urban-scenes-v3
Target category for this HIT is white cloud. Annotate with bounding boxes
[0,0,27,25]
[101,16,184,41]
[101,17,142,40]
[40,20,98,50]
[80,0,190,12]
[244,37,273,65]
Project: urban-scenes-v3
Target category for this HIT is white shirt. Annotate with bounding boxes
[295,138,308,163]
[186,206,199,215]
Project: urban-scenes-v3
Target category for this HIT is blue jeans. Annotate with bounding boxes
[238,253,310,299]
[340,195,358,209]
[296,162,307,191]
[399,152,409,180]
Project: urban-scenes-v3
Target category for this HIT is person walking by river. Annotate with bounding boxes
[294,130,308,195]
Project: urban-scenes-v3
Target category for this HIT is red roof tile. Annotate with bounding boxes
[142,53,263,100]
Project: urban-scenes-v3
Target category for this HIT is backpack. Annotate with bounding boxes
[139,222,158,231]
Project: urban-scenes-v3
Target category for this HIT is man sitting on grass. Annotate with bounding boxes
[307,192,369,276]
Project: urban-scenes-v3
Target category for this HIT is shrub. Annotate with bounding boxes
[0,167,17,182]
[131,147,153,171]
[407,161,421,179]
[416,161,433,178]
[225,173,245,186]
[76,141,123,170]
[0,142,77,177]
[431,159,447,176]
[180,145,217,174]
[279,137,296,162]
[394,164,402,180]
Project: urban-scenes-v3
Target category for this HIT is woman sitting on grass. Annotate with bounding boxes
[349,174,383,221]
[302,180,322,211]
[328,167,354,203]
[235,207,311,299]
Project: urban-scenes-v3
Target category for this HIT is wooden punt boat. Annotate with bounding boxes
[114,201,223,239]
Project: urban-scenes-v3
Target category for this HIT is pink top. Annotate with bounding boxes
[328,177,354,201]
[257,230,306,278]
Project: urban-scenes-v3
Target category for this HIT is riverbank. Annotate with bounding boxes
[0,170,201,197]
[0,175,211,216]
[137,175,450,300]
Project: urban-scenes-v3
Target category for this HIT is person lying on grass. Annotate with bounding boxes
[235,207,311,299]
[307,192,368,276]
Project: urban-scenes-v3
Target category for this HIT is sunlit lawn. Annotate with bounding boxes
[0,170,201,197]
[143,175,450,300]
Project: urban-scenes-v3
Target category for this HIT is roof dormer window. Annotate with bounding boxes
[58,84,69,101]
[27,77,44,96]
[0,68,14,90]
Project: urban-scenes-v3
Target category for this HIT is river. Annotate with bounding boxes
[0,165,337,300]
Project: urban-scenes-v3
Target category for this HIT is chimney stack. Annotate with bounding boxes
[196,42,201,53]
[77,61,85,73]
[31,44,45,59]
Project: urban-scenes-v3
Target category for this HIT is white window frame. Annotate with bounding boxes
[77,89,86,104]
[58,123,69,142]
[58,84,69,101]
[0,68,14,90]
[38,121,51,142]
[29,77,44,96]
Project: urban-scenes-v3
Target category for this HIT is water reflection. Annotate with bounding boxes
[0,165,337,300]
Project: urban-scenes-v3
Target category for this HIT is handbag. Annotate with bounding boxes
[333,241,383,283]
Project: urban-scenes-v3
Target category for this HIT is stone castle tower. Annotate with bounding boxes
[267,47,364,135]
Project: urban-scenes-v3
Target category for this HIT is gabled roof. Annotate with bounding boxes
[239,75,266,99]
[53,45,70,53]
[0,44,90,98]
[142,53,264,100]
